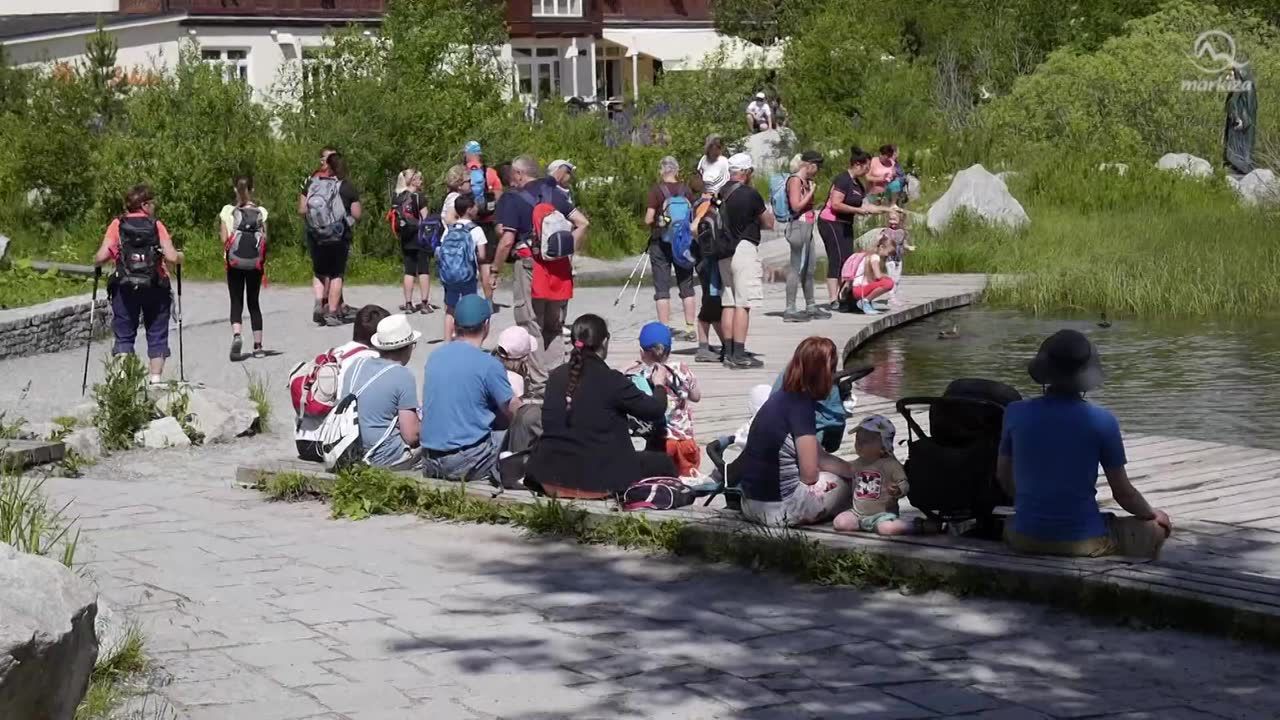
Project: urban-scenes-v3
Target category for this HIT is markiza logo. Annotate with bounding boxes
[1189,30,1248,74]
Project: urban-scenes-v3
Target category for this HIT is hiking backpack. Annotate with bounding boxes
[437,222,479,286]
[115,215,162,288]
[518,188,575,260]
[770,173,795,223]
[468,164,495,214]
[418,213,444,253]
[225,206,266,272]
[697,183,741,261]
[622,477,695,511]
[659,185,696,271]
[318,357,399,472]
[304,176,348,244]
[288,344,376,418]
[389,190,421,248]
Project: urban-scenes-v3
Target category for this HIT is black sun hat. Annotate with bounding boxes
[1028,329,1104,393]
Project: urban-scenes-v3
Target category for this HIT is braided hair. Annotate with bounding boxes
[564,313,609,422]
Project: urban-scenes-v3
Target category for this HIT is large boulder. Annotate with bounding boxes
[742,128,797,177]
[186,387,259,444]
[0,542,99,719]
[93,598,128,665]
[1227,168,1280,206]
[0,235,8,267]
[135,417,190,449]
[1156,153,1212,178]
[905,174,922,202]
[926,164,1030,232]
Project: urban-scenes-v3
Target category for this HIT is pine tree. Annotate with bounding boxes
[81,19,122,125]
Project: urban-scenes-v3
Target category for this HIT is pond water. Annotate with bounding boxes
[848,306,1280,450]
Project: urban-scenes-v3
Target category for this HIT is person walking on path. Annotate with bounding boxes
[816,147,893,310]
[697,134,731,196]
[717,153,773,369]
[391,168,433,315]
[644,156,699,341]
[463,141,504,301]
[219,175,268,361]
[340,314,422,470]
[94,184,184,386]
[782,150,827,323]
[300,152,361,327]
[420,295,519,484]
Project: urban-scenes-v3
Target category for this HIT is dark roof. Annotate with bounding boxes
[0,12,182,42]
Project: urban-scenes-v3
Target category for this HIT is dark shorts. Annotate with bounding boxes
[402,247,431,276]
[477,223,498,265]
[445,281,479,308]
[311,239,349,279]
[649,239,695,300]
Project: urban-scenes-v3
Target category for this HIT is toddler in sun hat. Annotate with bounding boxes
[625,321,704,480]
[833,414,940,536]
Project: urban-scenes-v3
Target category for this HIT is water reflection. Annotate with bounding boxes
[850,307,1280,449]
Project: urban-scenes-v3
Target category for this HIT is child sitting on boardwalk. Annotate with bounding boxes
[834,415,937,535]
[625,322,703,481]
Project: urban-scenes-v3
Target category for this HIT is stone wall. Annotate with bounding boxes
[0,294,112,361]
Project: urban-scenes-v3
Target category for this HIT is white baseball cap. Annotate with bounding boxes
[371,314,423,351]
[755,92,766,100]
[547,159,576,175]
[727,153,754,172]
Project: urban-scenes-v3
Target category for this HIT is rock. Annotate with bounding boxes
[135,417,190,449]
[1227,168,1280,206]
[906,174,922,202]
[63,428,102,460]
[1098,162,1129,176]
[93,597,128,665]
[1156,153,1212,178]
[69,402,97,426]
[0,541,99,719]
[742,128,798,177]
[0,235,8,267]
[186,387,259,444]
[995,170,1020,184]
[18,422,56,442]
[926,164,1030,232]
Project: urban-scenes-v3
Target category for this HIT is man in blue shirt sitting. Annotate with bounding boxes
[420,295,521,484]
[998,329,1173,558]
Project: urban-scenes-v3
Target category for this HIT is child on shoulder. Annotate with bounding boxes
[834,415,939,536]
[625,322,703,481]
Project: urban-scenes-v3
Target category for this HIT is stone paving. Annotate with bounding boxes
[45,436,1280,720]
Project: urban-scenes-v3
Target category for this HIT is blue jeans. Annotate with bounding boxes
[421,433,500,482]
[110,284,171,359]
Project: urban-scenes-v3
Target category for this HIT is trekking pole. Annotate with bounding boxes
[613,252,648,306]
[175,263,185,383]
[81,265,102,396]
[629,253,650,312]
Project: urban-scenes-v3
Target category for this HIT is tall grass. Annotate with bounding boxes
[0,473,80,567]
[911,158,1280,318]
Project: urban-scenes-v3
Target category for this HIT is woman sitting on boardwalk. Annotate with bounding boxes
[737,337,854,527]
[998,330,1173,558]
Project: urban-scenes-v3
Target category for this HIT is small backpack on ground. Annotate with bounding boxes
[770,173,795,223]
[288,344,375,418]
[305,176,348,244]
[318,357,398,472]
[225,206,266,272]
[697,183,742,261]
[659,185,695,270]
[437,222,479,286]
[518,188,575,260]
[115,215,162,288]
[622,477,695,511]
[418,213,444,254]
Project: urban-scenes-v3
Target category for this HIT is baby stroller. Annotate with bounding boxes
[896,379,1021,537]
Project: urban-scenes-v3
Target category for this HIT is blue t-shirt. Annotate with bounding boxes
[421,341,514,451]
[494,180,576,247]
[738,391,818,503]
[999,395,1127,542]
[340,357,418,467]
[772,373,845,433]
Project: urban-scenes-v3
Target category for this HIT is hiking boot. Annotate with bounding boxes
[806,305,832,319]
[783,309,810,323]
[729,354,765,369]
[340,304,358,322]
[229,335,242,361]
[695,346,719,363]
[399,302,417,313]
[421,303,435,315]
[323,313,345,327]
[312,301,324,325]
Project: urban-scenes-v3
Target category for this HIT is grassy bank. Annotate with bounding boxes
[0,263,93,309]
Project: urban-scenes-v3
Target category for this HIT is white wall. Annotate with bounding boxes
[5,0,119,14]
[5,20,184,75]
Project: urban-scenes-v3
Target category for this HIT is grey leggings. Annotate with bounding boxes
[784,220,816,310]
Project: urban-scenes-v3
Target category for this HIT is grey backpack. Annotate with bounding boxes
[305,176,348,244]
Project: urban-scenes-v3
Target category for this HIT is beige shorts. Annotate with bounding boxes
[1005,514,1168,559]
[717,240,763,309]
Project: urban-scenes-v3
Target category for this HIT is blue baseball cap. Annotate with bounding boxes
[454,295,492,329]
[464,140,482,155]
[638,322,673,352]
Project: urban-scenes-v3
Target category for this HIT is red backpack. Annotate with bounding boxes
[288,345,375,418]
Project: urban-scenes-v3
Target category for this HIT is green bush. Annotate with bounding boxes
[92,354,156,451]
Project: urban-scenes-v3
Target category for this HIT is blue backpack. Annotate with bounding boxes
[659,185,695,270]
[769,172,794,223]
[469,165,491,214]
[437,222,478,286]
[418,213,444,253]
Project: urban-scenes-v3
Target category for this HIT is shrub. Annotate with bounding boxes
[92,354,156,451]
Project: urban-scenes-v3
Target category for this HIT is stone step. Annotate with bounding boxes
[0,438,66,469]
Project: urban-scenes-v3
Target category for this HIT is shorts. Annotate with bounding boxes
[477,223,498,265]
[402,247,431,276]
[665,438,702,478]
[856,512,899,532]
[649,239,695,300]
[310,240,349,279]
[718,240,763,309]
[1005,513,1168,559]
[444,281,478,308]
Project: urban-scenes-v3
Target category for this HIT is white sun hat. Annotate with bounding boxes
[371,314,423,351]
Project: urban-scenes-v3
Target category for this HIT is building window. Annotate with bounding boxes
[513,47,561,103]
[301,47,335,100]
[596,45,624,100]
[201,48,249,82]
[531,0,582,17]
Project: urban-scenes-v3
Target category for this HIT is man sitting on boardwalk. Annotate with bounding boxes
[999,330,1173,558]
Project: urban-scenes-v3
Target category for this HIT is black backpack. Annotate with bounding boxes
[698,182,742,261]
[115,216,161,288]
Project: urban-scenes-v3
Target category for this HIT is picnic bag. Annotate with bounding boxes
[115,215,162,288]
[288,344,375,418]
[659,185,695,270]
[318,357,399,472]
[622,477,695,511]
[437,222,479,286]
[304,176,348,244]
[225,206,266,271]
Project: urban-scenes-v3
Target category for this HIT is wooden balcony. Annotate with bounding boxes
[120,0,386,17]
